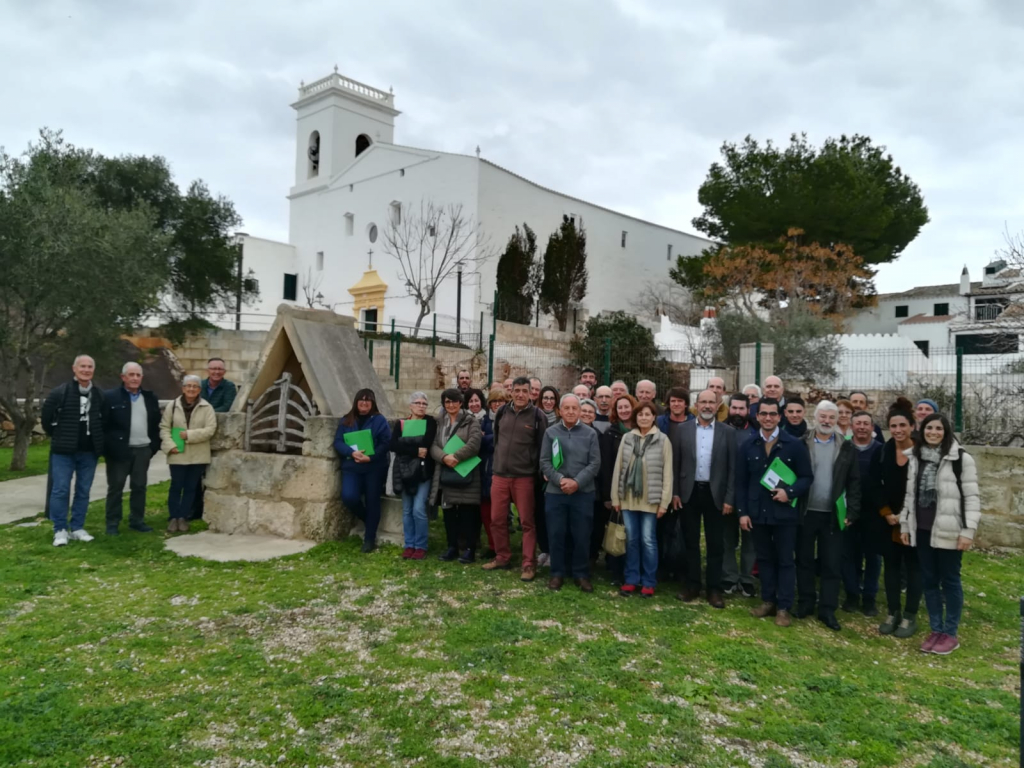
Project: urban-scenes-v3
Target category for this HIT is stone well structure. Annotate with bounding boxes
[204,305,402,543]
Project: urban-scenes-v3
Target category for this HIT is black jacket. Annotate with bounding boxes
[389,416,438,494]
[41,380,105,456]
[103,386,161,461]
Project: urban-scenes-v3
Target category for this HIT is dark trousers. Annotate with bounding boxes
[546,491,595,579]
[105,446,152,528]
[591,499,610,560]
[841,524,882,602]
[191,467,206,520]
[442,504,480,551]
[752,523,797,611]
[797,510,843,612]
[681,483,725,592]
[722,511,756,588]
[534,478,548,554]
[342,466,388,544]
[883,541,923,616]
[168,464,205,521]
[917,532,964,636]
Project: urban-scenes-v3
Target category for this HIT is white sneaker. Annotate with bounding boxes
[537,553,550,568]
[53,530,69,547]
[69,529,94,542]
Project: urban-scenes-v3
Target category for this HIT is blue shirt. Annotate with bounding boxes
[694,421,715,482]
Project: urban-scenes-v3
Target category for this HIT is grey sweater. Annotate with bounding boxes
[808,436,836,512]
[539,420,602,495]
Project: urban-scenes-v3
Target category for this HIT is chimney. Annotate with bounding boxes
[959,265,970,296]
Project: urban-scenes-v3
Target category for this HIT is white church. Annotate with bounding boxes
[236,69,712,335]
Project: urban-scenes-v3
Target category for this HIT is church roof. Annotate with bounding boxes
[348,269,388,295]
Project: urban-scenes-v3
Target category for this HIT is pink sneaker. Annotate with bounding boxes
[931,633,960,655]
[920,632,941,653]
[410,548,426,560]
[401,547,414,559]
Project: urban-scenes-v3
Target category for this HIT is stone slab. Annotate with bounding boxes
[165,531,315,562]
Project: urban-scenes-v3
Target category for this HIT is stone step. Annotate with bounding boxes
[349,495,404,546]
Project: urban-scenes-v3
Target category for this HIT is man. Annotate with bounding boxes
[849,391,884,442]
[103,363,161,535]
[635,379,662,413]
[672,389,737,608]
[456,369,472,393]
[796,401,861,632]
[572,384,591,402]
[749,376,785,422]
[594,386,613,422]
[723,393,756,596]
[914,398,938,432]
[529,377,543,406]
[735,398,813,627]
[610,380,629,400]
[202,358,237,413]
[782,397,808,438]
[503,377,514,396]
[579,367,598,396]
[742,384,761,406]
[691,377,728,421]
[656,387,691,439]
[540,395,602,593]
[42,355,106,547]
[842,410,883,616]
[485,376,547,581]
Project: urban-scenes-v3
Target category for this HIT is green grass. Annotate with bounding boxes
[1,482,1021,767]
[0,440,52,482]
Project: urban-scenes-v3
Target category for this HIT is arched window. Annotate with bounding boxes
[307,131,320,178]
[355,134,371,157]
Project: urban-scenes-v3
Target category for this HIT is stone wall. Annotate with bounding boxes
[130,328,269,384]
[495,320,574,350]
[967,446,1024,549]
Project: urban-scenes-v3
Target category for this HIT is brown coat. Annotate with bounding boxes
[429,410,483,506]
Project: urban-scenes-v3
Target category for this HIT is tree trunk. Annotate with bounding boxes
[412,304,429,337]
[9,424,31,472]
[555,308,568,332]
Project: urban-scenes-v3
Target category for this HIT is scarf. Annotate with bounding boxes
[470,409,486,422]
[542,408,558,426]
[918,445,941,508]
[625,433,654,499]
[181,397,199,427]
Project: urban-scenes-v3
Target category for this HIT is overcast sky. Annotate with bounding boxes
[2,0,1022,293]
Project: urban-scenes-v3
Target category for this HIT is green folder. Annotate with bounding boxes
[551,438,564,469]
[344,429,375,456]
[402,418,427,438]
[836,493,848,530]
[171,427,186,453]
[760,456,798,507]
[442,434,481,477]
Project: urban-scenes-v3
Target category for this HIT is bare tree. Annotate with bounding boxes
[999,224,1024,269]
[301,267,326,309]
[381,201,492,335]
[629,281,704,326]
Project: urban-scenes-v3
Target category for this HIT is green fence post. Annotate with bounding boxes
[388,319,396,377]
[603,337,612,385]
[431,314,437,358]
[395,332,402,389]
[955,346,964,433]
[488,334,495,385]
[368,338,373,363]
[755,341,762,385]
[493,290,498,337]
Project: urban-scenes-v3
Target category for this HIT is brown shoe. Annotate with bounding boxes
[482,559,512,571]
[520,566,536,582]
[547,577,563,591]
[676,587,700,603]
[774,609,792,627]
[707,590,725,609]
[577,578,594,593]
[167,518,180,533]
[750,601,777,618]
[177,518,190,533]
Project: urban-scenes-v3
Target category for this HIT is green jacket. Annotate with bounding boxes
[201,378,237,413]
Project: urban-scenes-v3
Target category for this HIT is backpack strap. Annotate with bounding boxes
[951,448,965,528]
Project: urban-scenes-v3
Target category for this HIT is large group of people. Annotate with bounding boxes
[42,355,980,656]
[331,367,981,656]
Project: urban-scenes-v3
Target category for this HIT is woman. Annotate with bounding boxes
[901,414,980,655]
[534,385,560,567]
[390,391,436,560]
[580,398,609,434]
[471,388,500,558]
[333,388,392,553]
[600,394,638,584]
[874,400,923,639]
[160,374,217,533]
[836,399,854,440]
[610,401,673,598]
[430,388,483,564]
[538,386,560,426]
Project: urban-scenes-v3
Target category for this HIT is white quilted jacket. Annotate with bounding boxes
[900,440,981,549]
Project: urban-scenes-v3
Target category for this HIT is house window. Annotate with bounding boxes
[568,213,579,228]
[666,244,673,262]
[934,302,949,316]
[283,273,298,301]
[316,251,324,271]
[894,305,909,318]
[428,224,436,238]
[355,134,371,157]
[621,231,627,248]
[344,213,354,236]
[914,340,930,357]
[974,297,1008,321]
[367,223,378,244]
[390,201,401,226]
[399,168,405,177]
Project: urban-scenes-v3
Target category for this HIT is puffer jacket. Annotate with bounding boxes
[160,397,217,465]
[430,410,482,506]
[610,426,674,514]
[900,440,981,549]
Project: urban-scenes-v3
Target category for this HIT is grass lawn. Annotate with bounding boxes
[0,440,51,482]
[1,482,1021,767]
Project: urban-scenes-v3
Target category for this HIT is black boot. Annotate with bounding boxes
[438,547,458,562]
[458,548,475,564]
[841,595,860,613]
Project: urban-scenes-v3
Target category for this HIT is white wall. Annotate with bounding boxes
[239,236,298,325]
[846,293,966,334]
[897,320,952,352]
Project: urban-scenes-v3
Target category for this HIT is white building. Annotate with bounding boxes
[237,70,712,333]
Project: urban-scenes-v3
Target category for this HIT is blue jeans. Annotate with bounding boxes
[49,452,99,533]
[916,531,964,636]
[622,510,658,588]
[546,491,595,578]
[168,464,205,520]
[342,466,387,544]
[402,481,431,550]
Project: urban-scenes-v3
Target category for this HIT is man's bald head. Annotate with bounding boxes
[763,376,784,399]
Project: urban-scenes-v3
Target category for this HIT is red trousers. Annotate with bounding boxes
[490,476,536,568]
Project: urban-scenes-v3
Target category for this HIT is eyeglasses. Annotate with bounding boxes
[759,412,780,418]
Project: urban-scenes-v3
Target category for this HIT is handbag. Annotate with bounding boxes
[603,508,627,557]
[440,466,473,488]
